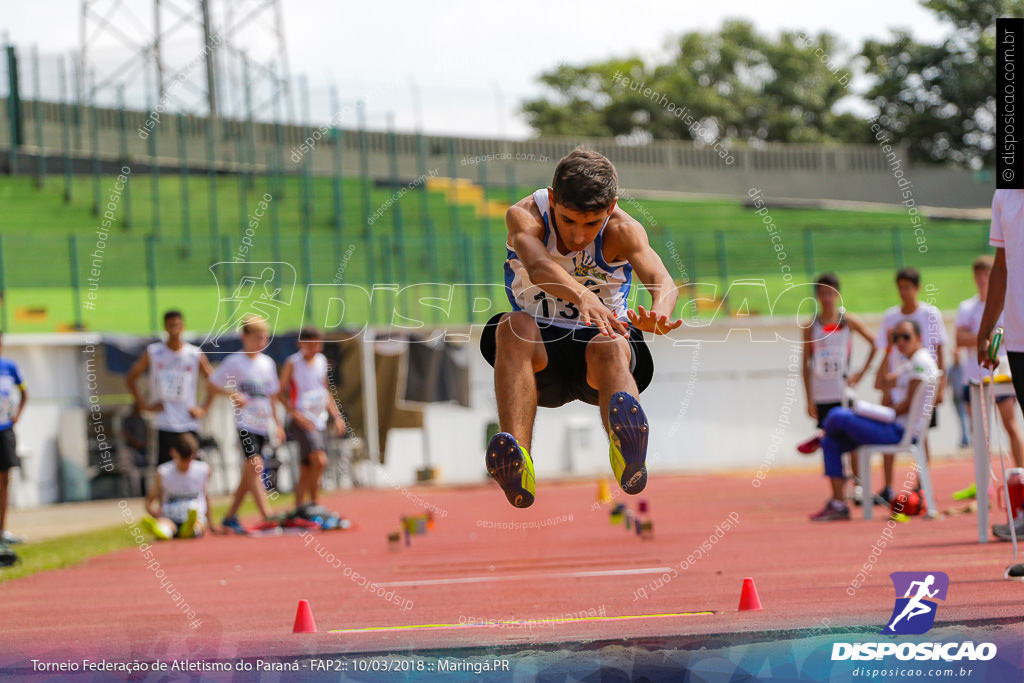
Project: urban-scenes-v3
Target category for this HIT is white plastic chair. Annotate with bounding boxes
[857,374,940,520]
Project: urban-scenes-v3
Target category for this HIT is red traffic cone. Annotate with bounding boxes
[738,578,763,611]
[292,599,317,633]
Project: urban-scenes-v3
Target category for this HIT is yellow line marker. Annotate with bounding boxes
[327,611,714,634]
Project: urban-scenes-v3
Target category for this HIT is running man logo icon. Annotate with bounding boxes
[203,262,296,353]
[880,571,949,635]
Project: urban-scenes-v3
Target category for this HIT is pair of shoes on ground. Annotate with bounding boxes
[486,391,648,508]
[810,498,851,521]
[850,486,894,507]
[222,515,281,534]
[142,509,200,540]
[993,516,1024,542]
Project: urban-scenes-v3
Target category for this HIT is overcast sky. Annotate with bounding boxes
[1,0,950,138]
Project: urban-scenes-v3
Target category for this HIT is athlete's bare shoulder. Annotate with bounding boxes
[505,194,545,240]
[601,203,649,262]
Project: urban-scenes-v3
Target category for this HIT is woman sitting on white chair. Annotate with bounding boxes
[810,319,939,521]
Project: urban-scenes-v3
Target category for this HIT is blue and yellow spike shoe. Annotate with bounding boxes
[608,391,648,494]
[486,432,536,508]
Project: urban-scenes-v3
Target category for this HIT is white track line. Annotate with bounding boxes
[379,566,674,588]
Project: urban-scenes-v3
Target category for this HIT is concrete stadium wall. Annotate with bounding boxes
[0,98,995,209]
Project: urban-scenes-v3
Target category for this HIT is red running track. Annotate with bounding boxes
[3,458,1022,663]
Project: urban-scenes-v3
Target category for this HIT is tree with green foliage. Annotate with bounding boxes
[861,0,1023,167]
[523,20,868,145]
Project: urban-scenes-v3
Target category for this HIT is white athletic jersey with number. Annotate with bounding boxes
[990,189,1024,352]
[956,295,1006,385]
[286,351,330,431]
[157,459,209,524]
[147,341,202,432]
[809,314,852,404]
[504,189,632,329]
[210,353,280,436]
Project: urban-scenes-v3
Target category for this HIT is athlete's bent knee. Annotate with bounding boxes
[497,312,541,347]
[585,335,629,366]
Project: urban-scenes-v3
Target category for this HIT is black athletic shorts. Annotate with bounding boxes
[289,423,327,465]
[0,428,18,471]
[962,385,1014,405]
[479,312,654,408]
[238,430,267,460]
[157,430,200,465]
[1009,352,1024,419]
[815,402,842,429]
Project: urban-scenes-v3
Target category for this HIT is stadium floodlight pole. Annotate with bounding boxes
[206,105,218,258]
[387,111,404,281]
[357,99,370,238]
[177,113,191,257]
[153,0,165,103]
[201,0,218,119]
[299,74,312,233]
[329,85,344,257]
[59,55,72,204]
[117,85,131,229]
[71,55,84,153]
[243,51,256,192]
[478,157,491,285]
[89,71,101,217]
[32,45,44,187]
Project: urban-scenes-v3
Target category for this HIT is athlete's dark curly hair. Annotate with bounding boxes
[551,148,618,212]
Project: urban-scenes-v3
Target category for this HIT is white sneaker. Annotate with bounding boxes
[1,530,24,544]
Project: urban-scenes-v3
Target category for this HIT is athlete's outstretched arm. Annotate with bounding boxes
[613,221,681,335]
[506,203,627,336]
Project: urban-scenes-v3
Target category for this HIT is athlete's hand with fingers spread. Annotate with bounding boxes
[579,290,629,337]
[627,305,683,335]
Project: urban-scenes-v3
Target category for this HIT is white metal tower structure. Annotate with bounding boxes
[79,0,293,121]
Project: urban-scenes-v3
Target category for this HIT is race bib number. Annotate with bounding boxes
[297,388,328,419]
[157,370,189,402]
[242,399,272,430]
[813,348,845,378]
[530,288,612,322]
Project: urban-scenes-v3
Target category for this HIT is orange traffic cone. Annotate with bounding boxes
[738,578,763,611]
[292,599,317,633]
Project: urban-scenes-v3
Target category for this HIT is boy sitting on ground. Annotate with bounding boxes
[142,433,219,539]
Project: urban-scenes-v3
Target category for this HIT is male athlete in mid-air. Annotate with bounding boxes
[480,149,682,508]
